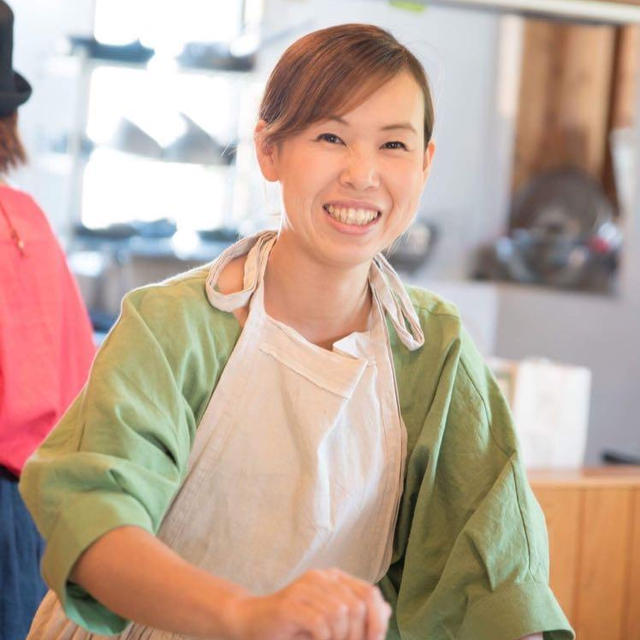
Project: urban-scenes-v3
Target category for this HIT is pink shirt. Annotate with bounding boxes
[0,184,95,476]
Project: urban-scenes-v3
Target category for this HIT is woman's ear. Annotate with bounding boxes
[421,139,436,186]
[254,120,280,182]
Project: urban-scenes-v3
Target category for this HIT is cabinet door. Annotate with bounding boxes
[532,486,581,622]
[626,488,640,639]
[574,488,634,640]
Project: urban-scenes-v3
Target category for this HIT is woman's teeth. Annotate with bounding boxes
[325,205,379,226]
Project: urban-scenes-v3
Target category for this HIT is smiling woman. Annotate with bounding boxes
[20,23,573,640]
[255,70,435,340]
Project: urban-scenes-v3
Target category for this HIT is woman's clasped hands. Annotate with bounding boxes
[230,568,392,640]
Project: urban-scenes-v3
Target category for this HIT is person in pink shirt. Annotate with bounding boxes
[0,2,95,638]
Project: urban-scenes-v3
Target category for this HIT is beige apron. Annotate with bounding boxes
[28,231,424,640]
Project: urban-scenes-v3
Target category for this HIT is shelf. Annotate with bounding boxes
[92,147,237,170]
[41,146,237,171]
[529,465,640,487]
[429,0,640,23]
[51,52,259,81]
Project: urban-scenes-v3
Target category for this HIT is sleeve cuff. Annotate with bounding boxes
[458,581,575,640]
[42,491,154,635]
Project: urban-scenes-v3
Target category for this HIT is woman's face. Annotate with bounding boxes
[256,71,435,269]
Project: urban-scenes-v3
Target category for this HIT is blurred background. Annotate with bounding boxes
[8,1,640,637]
[13,0,640,464]
[9,0,640,469]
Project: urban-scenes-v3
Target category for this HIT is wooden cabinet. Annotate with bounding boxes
[529,468,640,640]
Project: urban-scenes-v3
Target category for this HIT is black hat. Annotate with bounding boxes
[0,1,31,117]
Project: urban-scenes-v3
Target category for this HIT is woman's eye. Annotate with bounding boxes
[383,141,408,150]
[317,133,343,144]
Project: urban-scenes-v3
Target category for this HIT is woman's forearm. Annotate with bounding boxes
[70,526,391,640]
[70,525,249,639]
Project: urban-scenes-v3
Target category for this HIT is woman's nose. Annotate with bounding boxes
[339,150,380,191]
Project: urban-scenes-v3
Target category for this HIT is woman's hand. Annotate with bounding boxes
[71,528,390,640]
[229,568,392,640]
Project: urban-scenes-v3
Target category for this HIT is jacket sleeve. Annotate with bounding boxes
[19,287,203,635]
[381,327,574,640]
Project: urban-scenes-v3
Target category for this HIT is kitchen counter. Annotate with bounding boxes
[528,466,640,640]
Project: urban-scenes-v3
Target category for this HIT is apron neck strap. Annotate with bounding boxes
[370,253,425,351]
[206,230,425,351]
[205,231,277,312]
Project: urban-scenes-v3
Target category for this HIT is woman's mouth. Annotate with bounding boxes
[323,204,380,226]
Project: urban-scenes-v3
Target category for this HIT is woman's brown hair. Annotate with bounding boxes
[0,111,26,174]
[259,23,434,149]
